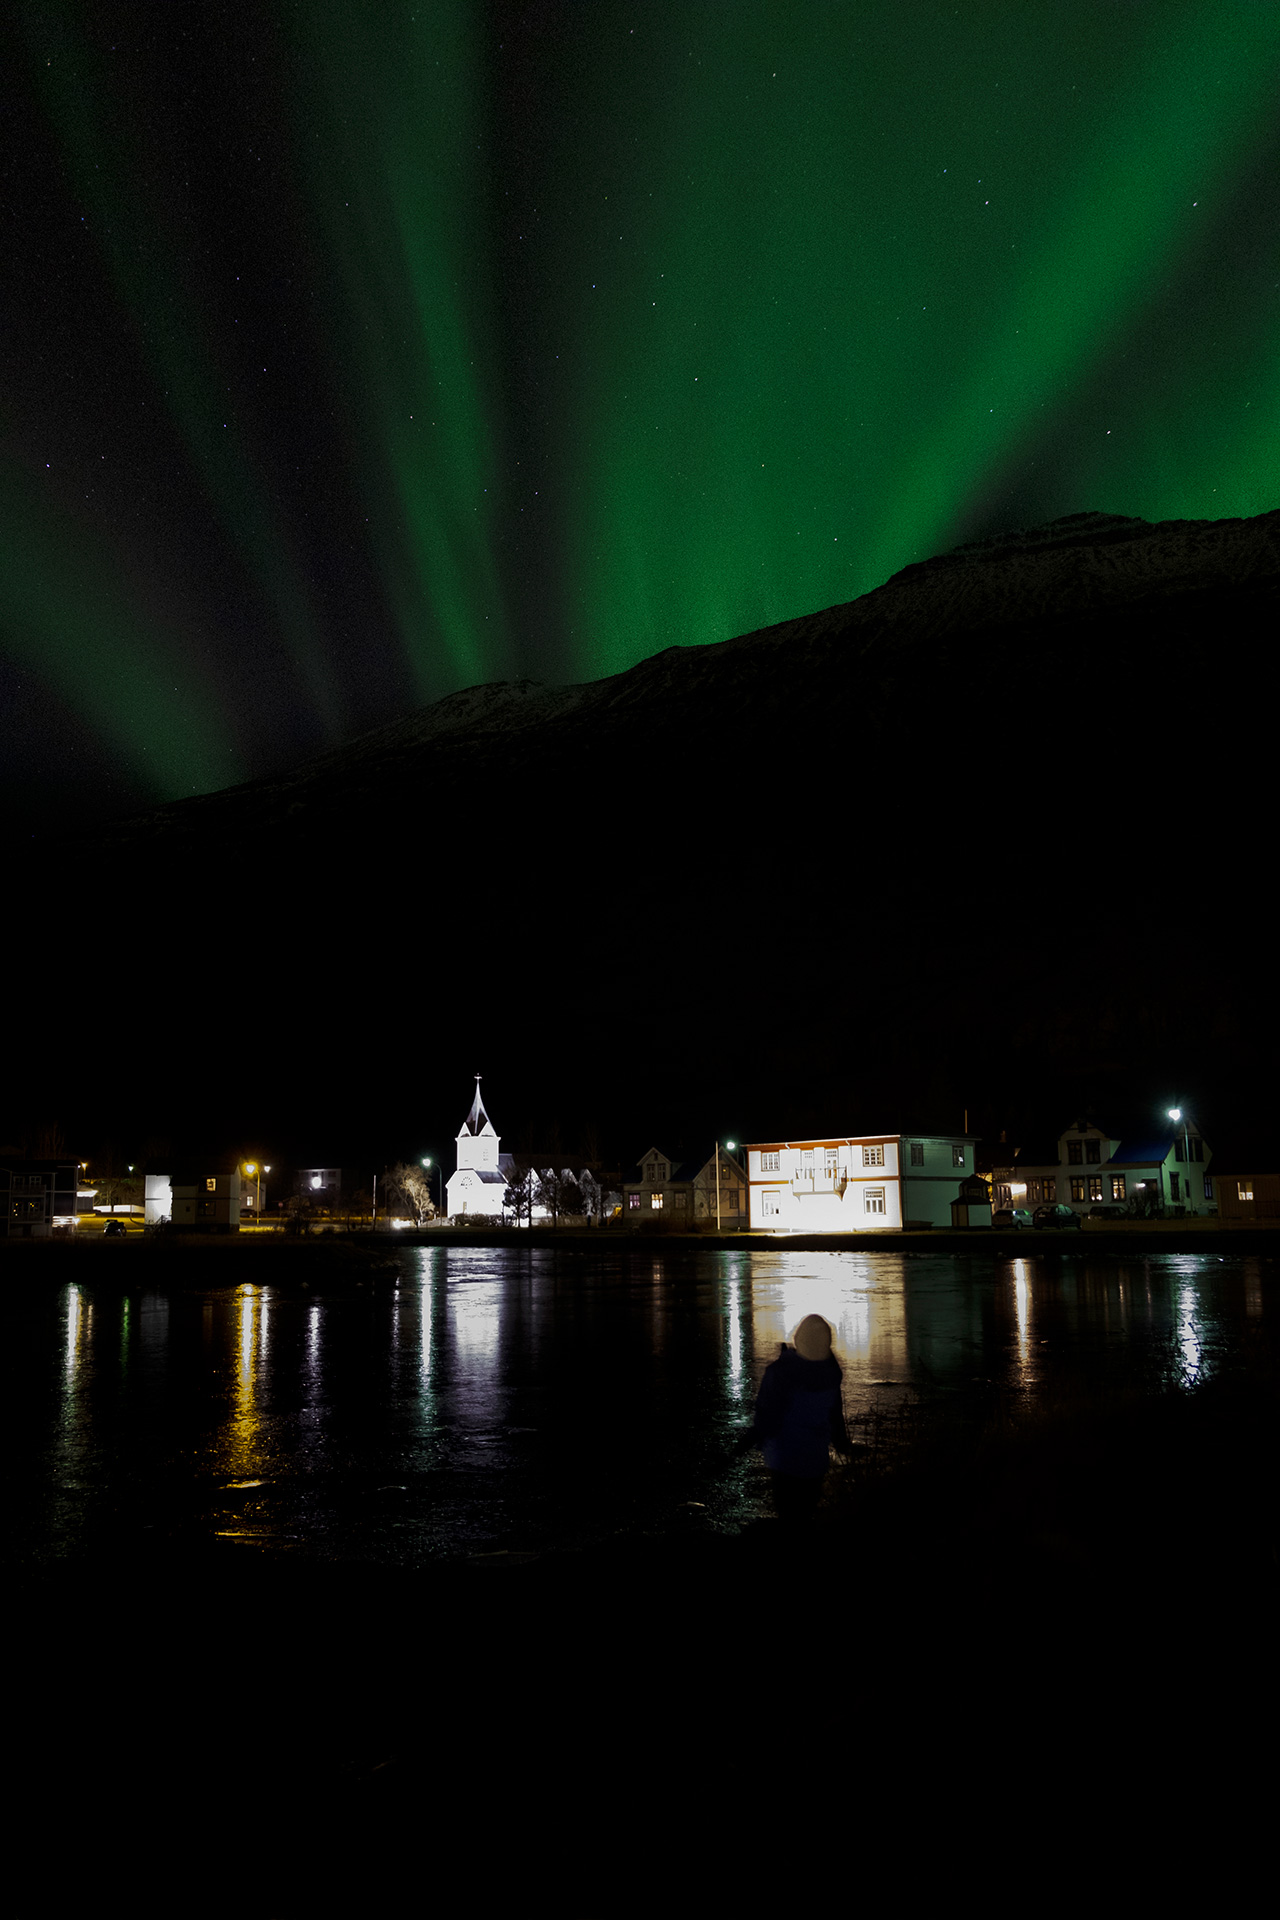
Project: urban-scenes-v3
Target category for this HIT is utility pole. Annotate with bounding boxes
[715,1145,721,1232]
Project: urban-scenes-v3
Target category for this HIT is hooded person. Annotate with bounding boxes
[753,1313,852,1519]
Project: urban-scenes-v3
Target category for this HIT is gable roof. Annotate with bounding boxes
[1108,1138,1175,1167]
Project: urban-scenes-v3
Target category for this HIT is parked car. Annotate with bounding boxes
[992,1208,1034,1229]
[1033,1204,1081,1230]
[101,1217,129,1237]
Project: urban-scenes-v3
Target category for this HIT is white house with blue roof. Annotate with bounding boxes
[990,1116,1214,1217]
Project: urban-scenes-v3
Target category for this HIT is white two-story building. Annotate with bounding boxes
[743,1132,977,1231]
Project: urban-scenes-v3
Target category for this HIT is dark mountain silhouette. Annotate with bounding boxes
[19,507,1279,1160]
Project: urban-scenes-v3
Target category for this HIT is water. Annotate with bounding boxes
[16,1244,1273,1565]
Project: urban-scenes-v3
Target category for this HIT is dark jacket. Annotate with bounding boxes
[754,1344,846,1479]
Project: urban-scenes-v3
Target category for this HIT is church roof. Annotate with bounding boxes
[458,1076,497,1138]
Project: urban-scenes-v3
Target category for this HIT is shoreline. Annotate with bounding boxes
[5,1223,1278,1268]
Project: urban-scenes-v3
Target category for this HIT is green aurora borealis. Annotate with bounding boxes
[5,1,1280,820]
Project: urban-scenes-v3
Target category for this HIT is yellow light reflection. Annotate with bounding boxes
[225,1284,269,1482]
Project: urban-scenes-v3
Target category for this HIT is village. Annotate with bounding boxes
[4,1077,1276,1238]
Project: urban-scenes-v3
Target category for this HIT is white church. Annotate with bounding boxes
[445,1077,515,1217]
[443,1077,616,1223]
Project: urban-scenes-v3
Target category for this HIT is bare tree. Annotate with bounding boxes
[384,1162,435,1226]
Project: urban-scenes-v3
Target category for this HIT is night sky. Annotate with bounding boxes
[5,0,1280,834]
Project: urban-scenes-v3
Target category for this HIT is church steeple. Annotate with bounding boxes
[455,1076,499,1173]
[460,1073,495,1139]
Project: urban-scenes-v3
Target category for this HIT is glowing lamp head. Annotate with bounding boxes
[245,1163,256,1175]
[1168,1109,1182,1124]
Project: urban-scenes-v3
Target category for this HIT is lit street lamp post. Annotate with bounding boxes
[715,1139,738,1232]
[422,1156,442,1219]
[1169,1108,1191,1210]
[243,1163,271,1220]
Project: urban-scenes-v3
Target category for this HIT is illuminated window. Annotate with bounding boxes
[1070,1177,1085,1201]
[206,1178,217,1192]
[910,1143,924,1166]
[762,1152,780,1172]
[1238,1180,1254,1202]
[952,1146,966,1168]
[1086,1140,1101,1164]
[1203,1174,1213,1200]
[1088,1177,1103,1201]
[996,1185,1011,1208]
[862,1145,884,1167]
[864,1188,886,1214]
[1111,1175,1126,1202]
[1067,1141,1083,1166]
[628,1194,640,1210]
[650,1193,663,1211]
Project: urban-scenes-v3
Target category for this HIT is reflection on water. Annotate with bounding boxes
[20,1248,1273,1564]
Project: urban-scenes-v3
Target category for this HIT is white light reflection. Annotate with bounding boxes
[65,1284,83,1377]
[752,1253,877,1367]
[723,1254,745,1393]
[305,1301,322,1391]
[449,1282,501,1364]
[1013,1259,1031,1382]
[1176,1281,1203,1384]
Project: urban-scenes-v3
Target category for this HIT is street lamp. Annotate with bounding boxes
[1168,1108,1191,1209]
[243,1163,270,1217]
[422,1156,442,1218]
[715,1139,738,1232]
